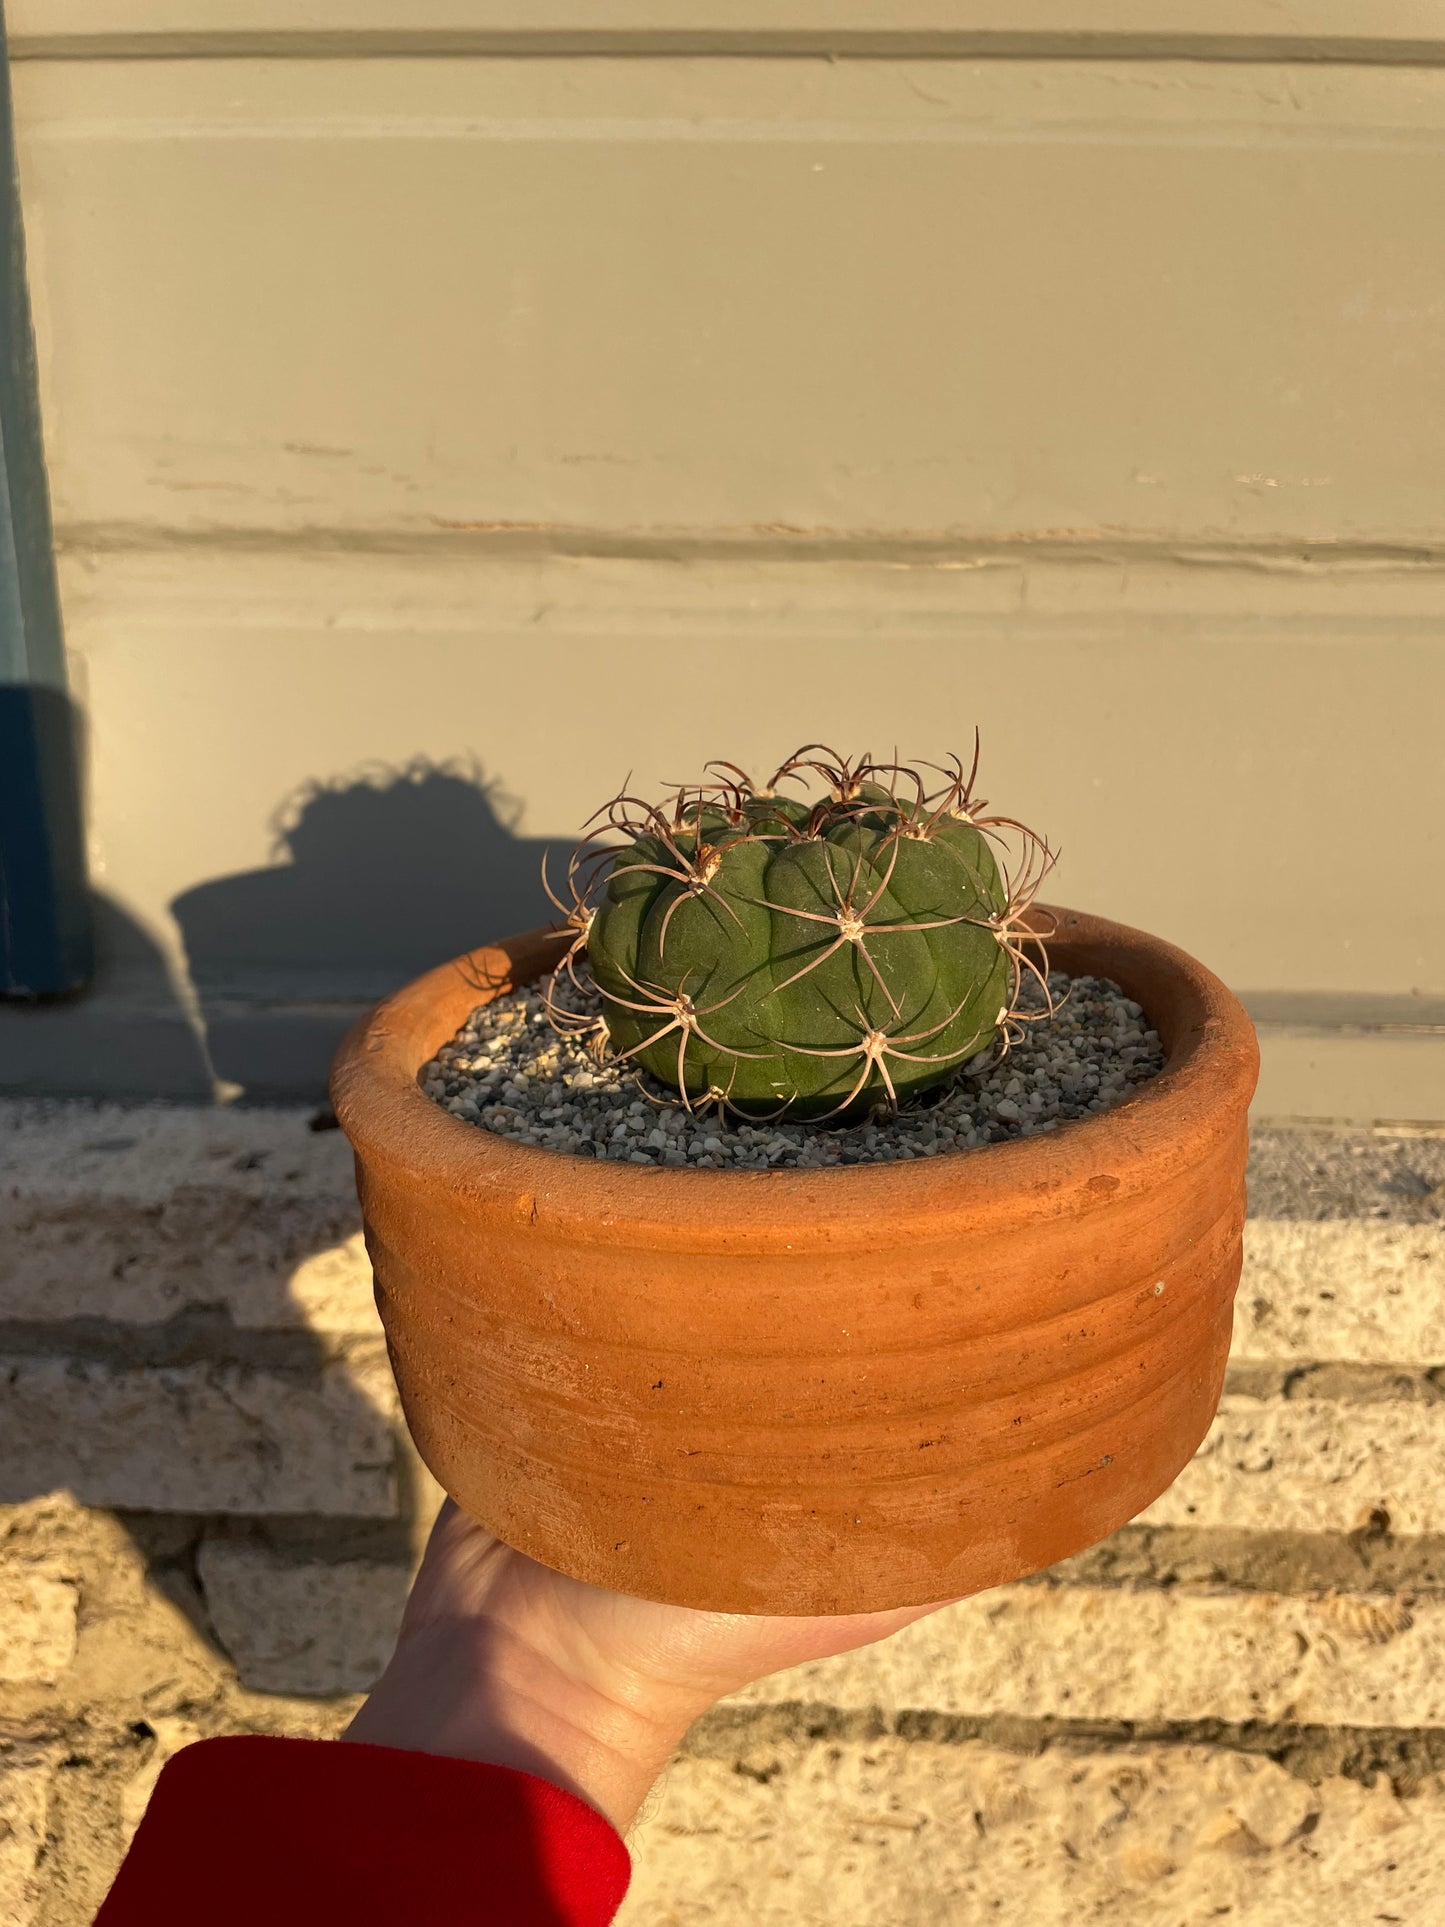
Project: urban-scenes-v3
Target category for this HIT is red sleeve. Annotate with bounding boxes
[94,1735,632,1927]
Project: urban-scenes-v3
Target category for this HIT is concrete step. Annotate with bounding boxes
[186,1532,1445,1714]
[6,1104,1442,1354]
[1236,1218,1445,1365]
[4,1105,1443,1536]
[618,1732,1443,1927]
[0,1348,399,1516]
[728,1582,1445,1730]
[1143,1390,1445,1536]
[1,1094,1442,1925]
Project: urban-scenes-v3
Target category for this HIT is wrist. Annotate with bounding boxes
[344,1612,703,1834]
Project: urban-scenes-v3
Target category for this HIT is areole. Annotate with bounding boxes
[331,906,1259,1614]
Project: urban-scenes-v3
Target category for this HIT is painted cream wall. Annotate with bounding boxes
[4,9,1443,1108]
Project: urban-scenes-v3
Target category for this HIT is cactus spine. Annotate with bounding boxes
[547,744,1054,1124]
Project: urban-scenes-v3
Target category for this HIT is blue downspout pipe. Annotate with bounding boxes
[0,4,92,997]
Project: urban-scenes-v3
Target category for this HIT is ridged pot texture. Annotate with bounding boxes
[331,907,1259,1615]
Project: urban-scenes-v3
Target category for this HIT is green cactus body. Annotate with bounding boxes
[569,751,1043,1123]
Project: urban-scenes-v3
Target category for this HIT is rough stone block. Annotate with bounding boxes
[1143,1393,1445,1535]
[6,1108,1441,1358]
[0,1098,369,1331]
[0,1199,372,1332]
[197,1541,410,1695]
[0,1563,78,1684]
[0,1493,223,1727]
[277,1233,376,1334]
[0,1351,398,1516]
[0,1100,355,1203]
[1246,1127,1445,1223]
[729,1584,1445,1728]
[619,1738,1441,1927]
[0,1743,62,1927]
[1237,1219,1445,1365]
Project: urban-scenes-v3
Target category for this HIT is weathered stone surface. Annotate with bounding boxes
[12,1210,1445,1366]
[0,1100,354,1204]
[1054,1517,1445,1595]
[620,1737,1444,1927]
[730,1584,1445,1728]
[280,1233,376,1334]
[6,1491,1445,1926]
[7,1112,1435,1218]
[0,1098,370,1332]
[4,1111,1444,1921]
[0,1494,360,1921]
[0,1351,398,1516]
[0,1199,371,1332]
[4,1112,1441,1352]
[1237,1219,1445,1365]
[118,1718,206,1839]
[0,1563,79,1684]
[1,1495,224,1730]
[1143,1392,1445,1535]
[1246,1127,1445,1225]
[197,1540,410,1695]
[0,1743,63,1927]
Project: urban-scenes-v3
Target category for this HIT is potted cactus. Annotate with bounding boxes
[554,744,1053,1124]
[332,745,1258,1613]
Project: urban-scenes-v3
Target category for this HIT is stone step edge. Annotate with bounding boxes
[682,1702,1445,1794]
[0,1318,383,1373]
[6,1494,1429,1592]
[163,1517,1445,1594]
[8,1370,1445,1530]
[0,1321,1438,1398]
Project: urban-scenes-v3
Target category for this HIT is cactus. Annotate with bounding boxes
[546,744,1054,1123]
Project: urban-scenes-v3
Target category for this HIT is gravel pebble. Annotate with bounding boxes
[420,970,1165,1169]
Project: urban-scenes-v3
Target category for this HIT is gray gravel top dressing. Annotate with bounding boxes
[421,971,1165,1169]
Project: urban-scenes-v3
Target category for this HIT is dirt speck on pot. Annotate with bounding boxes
[420,972,1164,1169]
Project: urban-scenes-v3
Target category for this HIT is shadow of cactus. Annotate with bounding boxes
[171,758,573,1099]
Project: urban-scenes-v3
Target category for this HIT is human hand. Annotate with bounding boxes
[345,1499,950,1833]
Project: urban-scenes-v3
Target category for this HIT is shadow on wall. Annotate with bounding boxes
[0,887,216,1099]
[171,760,573,1101]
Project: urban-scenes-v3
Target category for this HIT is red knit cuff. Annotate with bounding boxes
[94,1735,632,1927]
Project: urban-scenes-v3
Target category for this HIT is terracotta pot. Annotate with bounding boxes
[331,906,1258,1614]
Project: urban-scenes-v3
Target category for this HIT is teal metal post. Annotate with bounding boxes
[0,3,91,996]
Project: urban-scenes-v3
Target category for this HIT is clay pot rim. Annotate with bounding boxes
[330,903,1259,1251]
